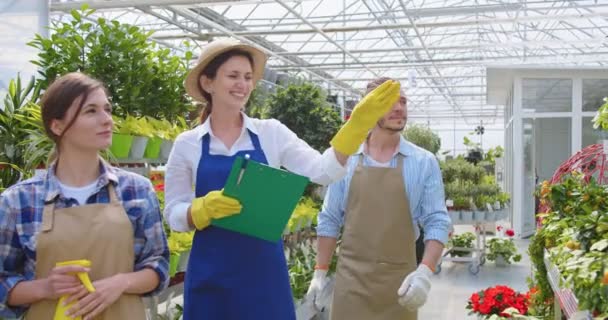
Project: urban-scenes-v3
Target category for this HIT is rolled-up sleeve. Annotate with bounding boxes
[131,183,170,296]
[316,178,346,238]
[0,193,28,319]
[418,157,451,245]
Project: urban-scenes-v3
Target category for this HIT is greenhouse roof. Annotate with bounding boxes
[49,0,608,125]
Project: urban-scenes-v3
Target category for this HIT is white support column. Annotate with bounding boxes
[512,76,525,238]
[572,77,583,154]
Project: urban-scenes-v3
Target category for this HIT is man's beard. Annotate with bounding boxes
[378,118,406,132]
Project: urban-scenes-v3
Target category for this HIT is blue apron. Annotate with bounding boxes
[183,129,296,320]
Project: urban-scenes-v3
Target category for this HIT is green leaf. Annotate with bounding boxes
[590,239,608,252]
[70,9,81,21]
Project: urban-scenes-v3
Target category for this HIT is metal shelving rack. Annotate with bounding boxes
[543,250,592,320]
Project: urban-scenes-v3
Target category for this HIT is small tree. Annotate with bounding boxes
[265,83,342,152]
[403,123,441,154]
[28,6,193,121]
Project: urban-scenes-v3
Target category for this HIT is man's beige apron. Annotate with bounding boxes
[331,155,418,320]
[26,184,146,320]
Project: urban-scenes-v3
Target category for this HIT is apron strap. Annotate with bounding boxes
[41,201,55,232]
[357,154,364,166]
[108,183,119,203]
[248,129,263,151]
[201,133,211,157]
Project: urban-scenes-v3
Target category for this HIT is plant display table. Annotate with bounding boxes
[543,251,592,320]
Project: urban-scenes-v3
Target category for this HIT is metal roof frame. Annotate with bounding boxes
[49,0,608,126]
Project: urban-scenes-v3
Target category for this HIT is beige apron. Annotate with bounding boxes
[331,155,418,320]
[26,184,146,320]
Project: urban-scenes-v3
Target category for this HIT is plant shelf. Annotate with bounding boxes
[543,250,592,320]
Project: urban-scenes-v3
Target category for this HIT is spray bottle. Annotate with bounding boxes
[53,259,95,320]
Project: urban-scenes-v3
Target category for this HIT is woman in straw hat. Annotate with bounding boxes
[164,38,400,319]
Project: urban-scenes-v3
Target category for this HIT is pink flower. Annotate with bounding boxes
[497,225,503,232]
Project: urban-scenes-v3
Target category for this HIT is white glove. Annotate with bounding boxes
[397,264,433,310]
[306,269,329,310]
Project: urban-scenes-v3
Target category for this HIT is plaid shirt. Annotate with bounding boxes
[0,161,169,318]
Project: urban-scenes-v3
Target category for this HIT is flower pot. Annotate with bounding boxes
[178,249,190,272]
[169,253,180,277]
[129,136,149,159]
[473,210,486,222]
[160,139,173,159]
[144,137,162,159]
[461,211,473,223]
[109,133,133,159]
[494,255,508,267]
[484,211,496,221]
[448,210,460,224]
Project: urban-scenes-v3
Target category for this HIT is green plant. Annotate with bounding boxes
[28,5,193,120]
[113,115,155,137]
[245,87,270,119]
[13,104,54,171]
[0,162,26,193]
[403,123,441,154]
[531,173,608,316]
[286,197,320,233]
[448,232,476,257]
[265,82,342,152]
[592,97,608,131]
[487,238,522,264]
[0,75,42,187]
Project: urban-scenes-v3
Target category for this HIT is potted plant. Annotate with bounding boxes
[487,227,521,266]
[448,232,476,257]
[466,285,531,319]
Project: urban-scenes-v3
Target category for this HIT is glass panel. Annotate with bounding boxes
[582,116,604,149]
[535,118,572,182]
[582,79,608,112]
[522,119,536,234]
[522,79,572,112]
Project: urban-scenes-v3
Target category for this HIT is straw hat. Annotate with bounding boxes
[184,38,267,102]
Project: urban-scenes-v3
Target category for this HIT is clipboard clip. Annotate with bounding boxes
[236,154,250,186]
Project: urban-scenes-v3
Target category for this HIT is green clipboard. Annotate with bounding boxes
[213,156,310,242]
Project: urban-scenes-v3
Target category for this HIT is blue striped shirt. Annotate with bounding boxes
[316,137,452,245]
[0,160,169,318]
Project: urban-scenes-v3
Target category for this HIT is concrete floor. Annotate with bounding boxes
[419,225,532,320]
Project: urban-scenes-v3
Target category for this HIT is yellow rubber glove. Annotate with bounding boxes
[54,259,95,320]
[191,190,242,230]
[330,80,401,155]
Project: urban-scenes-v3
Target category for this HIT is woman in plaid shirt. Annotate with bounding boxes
[0,73,169,319]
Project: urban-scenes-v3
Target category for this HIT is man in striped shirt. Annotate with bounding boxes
[306,77,451,320]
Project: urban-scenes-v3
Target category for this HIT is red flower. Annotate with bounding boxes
[154,183,165,192]
[497,225,503,231]
[466,285,529,317]
[505,229,515,237]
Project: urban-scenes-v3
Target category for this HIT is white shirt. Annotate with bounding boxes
[58,179,99,205]
[164,113,347,232]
